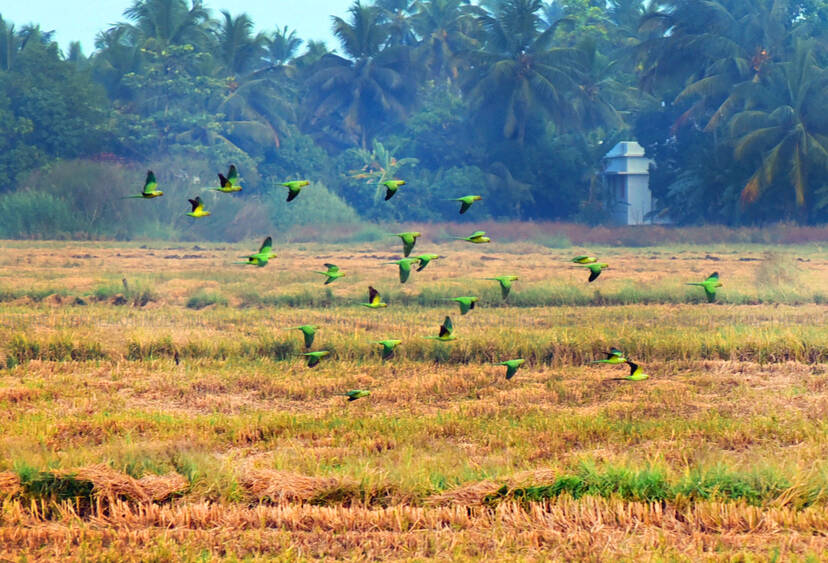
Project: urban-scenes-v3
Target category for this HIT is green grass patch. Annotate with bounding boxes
[186,289,228,310]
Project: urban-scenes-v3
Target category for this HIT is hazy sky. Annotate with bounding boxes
[1,1,353,54]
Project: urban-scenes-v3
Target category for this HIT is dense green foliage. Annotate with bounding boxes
[0,0,826,239]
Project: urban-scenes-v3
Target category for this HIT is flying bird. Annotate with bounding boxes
[457,230,491,244]
[317,263,345,284]
[609,360,649,381]
[288,325,318,349]
[449,195,482,214]
[572,255,597,264]
[281,180,310,202]
[485,275,519,299]
[394,232,421,257]
[581,262,608,282]
[415,254,440,271]
[382,179,405,200]
[125,170,163,199]
[237,236,276,267]
[496,359,525,380]
[425,316,456,341]
[304,350,330,368]
[186,196,211,218]
[212,165,242,193]
[374,339,401,360]
[387,258,418,283]
[687,272,723,303]
[362,286,388,308]
[339,389,371,401]
[450,296,478,315]
[591,348,627,364]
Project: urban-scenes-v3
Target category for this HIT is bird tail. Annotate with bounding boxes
[121,195,144,199]
[686,283,703,286]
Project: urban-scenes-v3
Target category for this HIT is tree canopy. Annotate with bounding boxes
[0,0,826,239]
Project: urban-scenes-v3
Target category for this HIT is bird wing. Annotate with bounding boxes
[286,188,299,202]
[259,237,273,255]
[626,361,639,376]
[368,286,380,304]
[439,316,453,337]
[703,286,716,302]
[188,198,199,212]
[494,278,512,298]
[303,330,314,349]
[609,348,624,357]
[227,165,239,185]
[459,201,472,214]
[384,187,395,200]
[325,263,339,273]
[470,231,486,238]
[143,171,158,194]
[705,272,720,282]
[588,269,601,282]
[218,173,229,188]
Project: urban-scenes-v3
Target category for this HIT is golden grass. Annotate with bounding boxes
[0,240,826,560]
[49,464,187,503]
[241,469,357,504]
[2,497,828,561]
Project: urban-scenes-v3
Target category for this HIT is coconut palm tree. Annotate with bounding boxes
[303,1,415,148]
[123,0,212,49]
[215,11,266,76]
[377,0,419,46]
[728,42,828,215]
[461,0,579,144]
[91,26,144,100]
[639,0,799,119]
[411,0,483,81]
[264,26,303,67]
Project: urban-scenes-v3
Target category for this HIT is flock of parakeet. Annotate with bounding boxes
[128,166,726,399]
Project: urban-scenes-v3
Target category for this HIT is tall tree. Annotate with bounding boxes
[411,0,483,81]
[303,1,414,148]
[215,10,266,75]
[729,42,828,217]
[264,26,303,67]
[123,0,212,49]
[462,0,579,144]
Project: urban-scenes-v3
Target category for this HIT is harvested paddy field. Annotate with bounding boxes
[0,239,826,561]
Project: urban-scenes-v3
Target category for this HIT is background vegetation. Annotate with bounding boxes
[1,0,827,241]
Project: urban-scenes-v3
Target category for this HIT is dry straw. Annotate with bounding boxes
[240,469,357,504]
[50,465,187,503]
